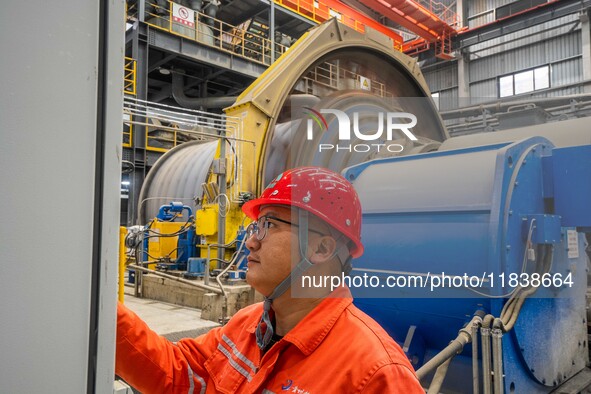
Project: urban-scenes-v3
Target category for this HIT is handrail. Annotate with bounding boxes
[275,0,330,26]
[143,0,290,67]
[301,60,392,97]
[122,111,133,148]
[123,98,251,203]
[126,0,138,22]
[124,97,242,153]
[414,0,459,27]
[276,0,403,49]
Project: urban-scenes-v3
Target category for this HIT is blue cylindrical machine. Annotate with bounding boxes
[345,137,591,393]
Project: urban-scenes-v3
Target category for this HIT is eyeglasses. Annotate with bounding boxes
[245,215,325,241]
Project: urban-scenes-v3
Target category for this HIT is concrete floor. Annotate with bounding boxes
[122,287,220,341]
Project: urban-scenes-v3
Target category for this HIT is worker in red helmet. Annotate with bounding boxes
[116,167,423,393]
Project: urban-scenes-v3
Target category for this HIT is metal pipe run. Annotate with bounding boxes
[439,94,591,120]
[481,327,492,394]
[417,314,482,381]
[128,264,223,294]
[492,328,504,394]
[171,71,237,109]
[472,320,481,394]
[427,357,453,394]
[206,236,246,290]
[481,315,494,394]
[417,326,472,380]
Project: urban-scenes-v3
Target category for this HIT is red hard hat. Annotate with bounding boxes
[242,167,364,258]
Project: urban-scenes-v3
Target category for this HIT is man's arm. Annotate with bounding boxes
[359,363,425,393]
[116,302,219,393]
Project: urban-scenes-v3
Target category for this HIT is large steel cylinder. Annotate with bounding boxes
[140,20,447,222]
[345,137,589,393]
[138,140,217,223]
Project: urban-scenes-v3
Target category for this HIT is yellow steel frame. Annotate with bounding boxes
[122,111,133,148]
[124,57,137,95]
[126,0,138,22]
[123,57,136,148]
[274,0,367,34]
[145,123,180,153]
[275,0,330,25]
[274,0,396,49]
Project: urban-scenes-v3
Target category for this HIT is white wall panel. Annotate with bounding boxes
[0,1,123,393]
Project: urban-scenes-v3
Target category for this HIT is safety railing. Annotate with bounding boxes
[123,97,253,204]
[414,0,459,28]
[143,0,289,66]
[276,0,329,22]
[123,111,133,148]
[275,0,366,36]
[301,61,392,98]
[126,0,139,22]
[123,97,241,153]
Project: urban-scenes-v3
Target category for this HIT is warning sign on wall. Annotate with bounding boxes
[172,2,195,28]
[359,76,371,91]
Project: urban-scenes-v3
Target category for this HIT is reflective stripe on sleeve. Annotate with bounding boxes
[222,334,258,374]
[187,364,206,394]
[217,343,253,382]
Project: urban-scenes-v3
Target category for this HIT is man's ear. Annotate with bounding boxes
[310,236,337,264]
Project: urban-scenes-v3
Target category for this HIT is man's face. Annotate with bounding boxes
[244,205,300,297]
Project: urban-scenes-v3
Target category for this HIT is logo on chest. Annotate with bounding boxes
[280,378,310,394]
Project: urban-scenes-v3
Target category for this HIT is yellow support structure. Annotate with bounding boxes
[124,57,137,95]
[123,57,136,147]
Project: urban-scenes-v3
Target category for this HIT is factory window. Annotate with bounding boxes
[499,65,550,97]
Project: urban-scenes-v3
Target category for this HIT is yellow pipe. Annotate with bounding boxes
[119,226,127,303]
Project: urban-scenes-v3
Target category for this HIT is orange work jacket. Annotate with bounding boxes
[116,288,423,393]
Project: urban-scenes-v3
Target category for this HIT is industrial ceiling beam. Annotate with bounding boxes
[306,0,404,46]
[355,0,443,41]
